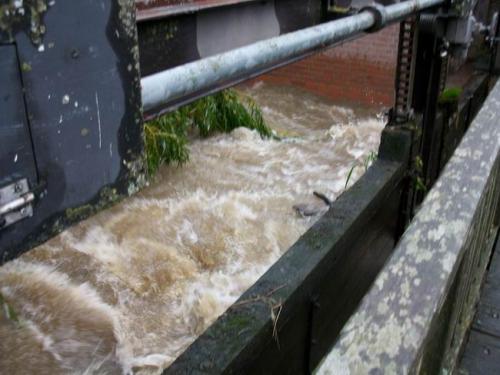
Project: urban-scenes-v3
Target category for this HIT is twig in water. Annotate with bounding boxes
[313,191,332,207]
[271,302,283,350]
[232,284,287,348]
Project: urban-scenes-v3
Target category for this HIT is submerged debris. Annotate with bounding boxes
[313,191,333,206]
[293,191,332,217]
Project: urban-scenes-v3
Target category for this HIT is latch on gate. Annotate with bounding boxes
[0,179,35,229]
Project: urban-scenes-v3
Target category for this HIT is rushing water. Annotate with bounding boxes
[0,83,384,374]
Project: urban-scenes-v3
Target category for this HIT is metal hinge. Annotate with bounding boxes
[0,178,35,229]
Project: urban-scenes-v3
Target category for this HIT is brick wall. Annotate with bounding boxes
[256,24,400,108]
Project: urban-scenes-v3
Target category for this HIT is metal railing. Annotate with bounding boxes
[318,80,500,374]
[140,0,444,113]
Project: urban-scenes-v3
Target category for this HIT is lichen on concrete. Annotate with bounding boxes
[117,0,141,75]
[0,0,51,45]
[316,81,500,374]
[65,186,121,222]
[122,156,147,195]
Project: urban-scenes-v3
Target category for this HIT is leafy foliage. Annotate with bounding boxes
[144,89,272,175]
[438,87,462,104]
[344,151,377,189]
[144,111,190,174]
[413,155,427,192]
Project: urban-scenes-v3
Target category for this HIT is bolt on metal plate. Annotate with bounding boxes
[0,178,34,229]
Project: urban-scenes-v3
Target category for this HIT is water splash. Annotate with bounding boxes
[0,83,385,373]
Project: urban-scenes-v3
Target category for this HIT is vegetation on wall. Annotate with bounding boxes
[438,87,462,104]
[0,292,19,323]
[144,89,273,175]
[344,150,377,189]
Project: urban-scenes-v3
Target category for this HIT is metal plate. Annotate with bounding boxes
[0,0,144,263]
[0,179,33,228]
[0,44,38,188]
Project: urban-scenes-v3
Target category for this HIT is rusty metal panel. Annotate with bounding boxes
[0,0,145,263]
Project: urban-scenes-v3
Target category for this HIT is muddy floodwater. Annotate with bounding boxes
[0,83,384,374]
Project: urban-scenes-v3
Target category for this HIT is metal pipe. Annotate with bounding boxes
[141,0,444,112]
[385,0,433,23]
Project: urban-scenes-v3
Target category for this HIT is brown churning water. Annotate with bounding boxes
[0,83,385,374]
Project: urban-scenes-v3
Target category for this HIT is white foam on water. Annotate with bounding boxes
[0,82,385,373]
[0,260,133,374]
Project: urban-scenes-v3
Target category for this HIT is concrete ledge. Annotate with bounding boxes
[166,158,405,374]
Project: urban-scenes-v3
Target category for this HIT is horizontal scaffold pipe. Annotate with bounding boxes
[141,0,444,112]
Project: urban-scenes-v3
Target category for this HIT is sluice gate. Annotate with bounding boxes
[0,0,499,373]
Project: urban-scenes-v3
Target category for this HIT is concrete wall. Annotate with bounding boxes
[255,24,400,107]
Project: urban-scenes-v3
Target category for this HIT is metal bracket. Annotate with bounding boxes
[0,178,35,229]
[359,4,388,33]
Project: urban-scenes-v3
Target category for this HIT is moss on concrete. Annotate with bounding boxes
[0,0,49,45]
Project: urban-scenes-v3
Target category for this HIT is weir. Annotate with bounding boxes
[1,0,500,373]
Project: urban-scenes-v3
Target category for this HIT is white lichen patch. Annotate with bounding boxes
[316,81,500,374]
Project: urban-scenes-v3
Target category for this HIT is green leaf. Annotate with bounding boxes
[345,164,357,190]
[0,292,20,323]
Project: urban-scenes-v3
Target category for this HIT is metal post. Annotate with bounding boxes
[414,22,448,201]
[384,15,422,237]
